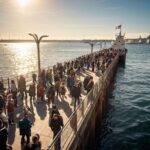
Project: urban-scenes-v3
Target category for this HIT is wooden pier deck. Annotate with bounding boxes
[6,49,127,150]
[8,69,99,150]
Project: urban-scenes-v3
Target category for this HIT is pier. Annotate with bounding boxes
[0,47,127,150]
[48,49,127,150]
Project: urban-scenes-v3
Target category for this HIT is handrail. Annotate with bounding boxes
[47,51,124,150]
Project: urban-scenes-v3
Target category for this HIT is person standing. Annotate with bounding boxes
[0,100,8,128]
[10,80,18,107]
[0,80,5,96]
[55,80,61,97]
[28,83,36,103]
[18,75,27,100]
[49,114,63,150]
[46,69,53,86]
[0,118,8,150]
[19,114,32,144]
[32,73,37,83]
[91,61,95,72]
[71,84,81,111]
[47,85,55,108]
[59,82,66,100]
[6,94,15,125]
[37,83,45,102]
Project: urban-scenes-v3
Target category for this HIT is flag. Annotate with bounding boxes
[116,25,122,29]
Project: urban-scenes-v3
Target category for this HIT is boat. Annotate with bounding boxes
[111,25,126,50]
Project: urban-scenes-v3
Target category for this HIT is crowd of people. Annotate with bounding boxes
[0,48,120,150]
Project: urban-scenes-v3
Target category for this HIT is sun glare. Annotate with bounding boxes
[18,0,30,7]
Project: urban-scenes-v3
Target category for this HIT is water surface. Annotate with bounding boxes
[96,44,150,150]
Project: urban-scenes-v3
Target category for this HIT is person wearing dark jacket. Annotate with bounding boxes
[49,114,63,150]
[0,95,6,111]
[0,118,8,150]
[71,84,81,111]
[18,75,27,100]
[32,73,37,83]
[19,114,32,144]
[0,80,5,95]
[29,83,36,103]
[50,104,60,119]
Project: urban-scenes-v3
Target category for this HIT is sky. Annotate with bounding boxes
[0,0,150,39]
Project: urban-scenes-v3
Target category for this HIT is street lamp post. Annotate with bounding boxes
[29,33,48,75]
[84,41,97,53]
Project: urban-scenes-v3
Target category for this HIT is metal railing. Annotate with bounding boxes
[47,52,123,150]
[48,77,103,150]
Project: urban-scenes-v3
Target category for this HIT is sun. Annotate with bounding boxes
[18,0,30,7]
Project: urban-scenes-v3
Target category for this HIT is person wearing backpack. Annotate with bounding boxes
[19,114,32,144]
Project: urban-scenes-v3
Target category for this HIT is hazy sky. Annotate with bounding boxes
[0,0,150,39]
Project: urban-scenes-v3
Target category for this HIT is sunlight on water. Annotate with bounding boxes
[0,43,37,77]
[0,42,111,78]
